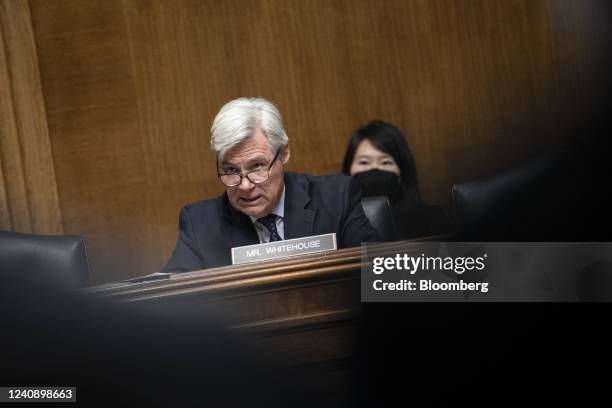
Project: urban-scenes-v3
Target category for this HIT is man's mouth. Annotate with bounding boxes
[239,196,261,205]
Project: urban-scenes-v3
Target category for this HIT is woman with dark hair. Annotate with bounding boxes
[342,120,451,239]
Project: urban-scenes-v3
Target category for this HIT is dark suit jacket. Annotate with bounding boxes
[163,172,381,272]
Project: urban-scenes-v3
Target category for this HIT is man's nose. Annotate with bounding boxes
[237,175,255,190]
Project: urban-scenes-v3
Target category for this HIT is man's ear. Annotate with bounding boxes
[281,144,290,164]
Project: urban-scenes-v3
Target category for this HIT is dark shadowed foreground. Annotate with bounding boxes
[0,270,340,407]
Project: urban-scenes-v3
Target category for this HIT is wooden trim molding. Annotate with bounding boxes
[0,0,62,233]
[231,308,360,336]
[86,238,449,302]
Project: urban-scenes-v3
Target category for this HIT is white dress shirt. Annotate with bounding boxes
[249,185,285,243]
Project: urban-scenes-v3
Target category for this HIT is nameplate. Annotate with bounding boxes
[231,233,337,265]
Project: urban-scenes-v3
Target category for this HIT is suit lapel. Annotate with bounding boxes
[223,195,259,248]
[283,173,315,239]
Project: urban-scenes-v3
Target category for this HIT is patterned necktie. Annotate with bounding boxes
[257,214,282,242]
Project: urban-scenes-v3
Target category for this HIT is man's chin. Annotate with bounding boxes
[236,205,267,218]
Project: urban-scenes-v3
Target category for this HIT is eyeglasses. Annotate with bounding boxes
[217,148,281,187]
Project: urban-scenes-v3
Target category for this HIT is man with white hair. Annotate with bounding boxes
[163,97,380,272]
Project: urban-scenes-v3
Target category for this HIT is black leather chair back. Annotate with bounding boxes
[361,196,398,241]
[451,149,577,240]
[0,230,90,288]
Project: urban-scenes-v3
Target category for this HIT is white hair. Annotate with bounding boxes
[210,97,288,159]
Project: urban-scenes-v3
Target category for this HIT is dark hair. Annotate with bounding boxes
[341,120,423,205]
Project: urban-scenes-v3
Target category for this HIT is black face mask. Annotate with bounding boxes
[353,169,401,198]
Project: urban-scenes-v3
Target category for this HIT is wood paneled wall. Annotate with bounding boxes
[1,0,608,283]
[0,0,62,234]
